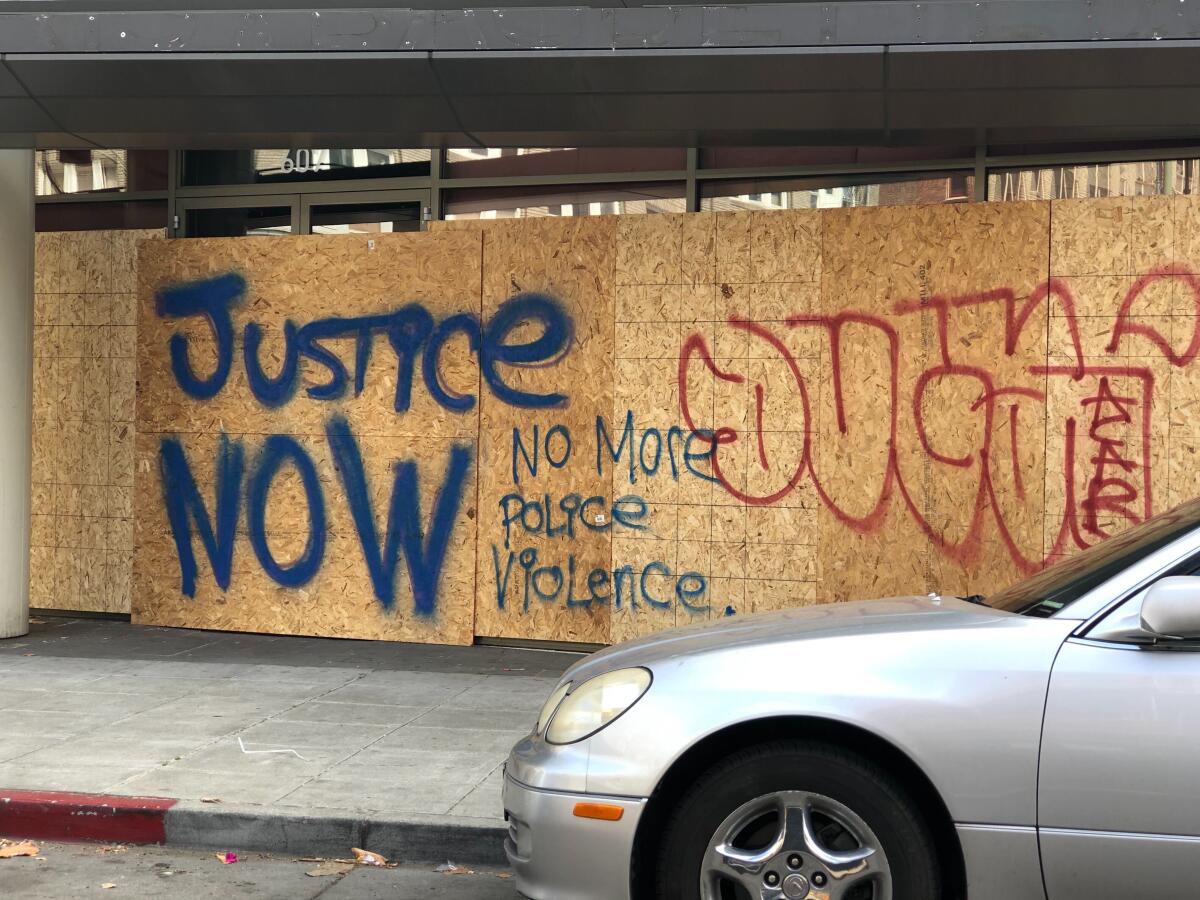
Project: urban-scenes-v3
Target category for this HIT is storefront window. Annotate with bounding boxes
[987,160,1200,200]
[310,201,423,234]
[700,171,974,212]
[445,148,685,179]
[35,150,167,196]
[182,149,431,186]
[444,181,686,219]
[184,206,293,237]
[700,146,974,170]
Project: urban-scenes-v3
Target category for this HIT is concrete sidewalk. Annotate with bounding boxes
[0,616,581,862]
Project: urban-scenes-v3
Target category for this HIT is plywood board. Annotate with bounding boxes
[30,194,1200,646]
[458,217,618,644]
[134,232,483,644]
[32,228,162,614]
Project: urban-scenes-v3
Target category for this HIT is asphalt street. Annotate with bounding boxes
[0,841,521,899]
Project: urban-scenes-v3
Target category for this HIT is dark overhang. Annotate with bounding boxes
[3,0,1200,148]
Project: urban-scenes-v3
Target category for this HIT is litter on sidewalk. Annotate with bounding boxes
[0,840,39,859]
[306,860,354,877]
[351,847,388,866]
[236,736,306,761]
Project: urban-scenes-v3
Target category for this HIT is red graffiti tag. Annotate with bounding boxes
[678,266,1191,573]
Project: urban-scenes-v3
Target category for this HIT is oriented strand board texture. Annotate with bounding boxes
[116,197,1200,645]
[444,197,1200,643]
[134,232,484,644]
[468,218,617,644]
[32,229,161,613]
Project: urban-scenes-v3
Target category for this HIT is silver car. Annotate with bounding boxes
[503,499,1200,900]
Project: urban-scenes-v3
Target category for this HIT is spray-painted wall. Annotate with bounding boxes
[60,197,1200,644]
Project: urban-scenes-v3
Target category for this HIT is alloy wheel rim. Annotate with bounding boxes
[699,790,892,900]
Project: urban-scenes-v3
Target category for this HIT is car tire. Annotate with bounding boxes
[655,740,943,900]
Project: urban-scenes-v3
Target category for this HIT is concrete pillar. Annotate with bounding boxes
[0,150,33,640]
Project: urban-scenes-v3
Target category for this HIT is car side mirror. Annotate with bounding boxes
[1141,576,1200,640]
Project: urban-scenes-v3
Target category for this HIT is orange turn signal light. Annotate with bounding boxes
[572,802,624,822]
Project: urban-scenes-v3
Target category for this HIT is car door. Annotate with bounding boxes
[1038,584,1200,900]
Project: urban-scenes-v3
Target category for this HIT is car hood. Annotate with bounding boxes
[564,594,1012,683]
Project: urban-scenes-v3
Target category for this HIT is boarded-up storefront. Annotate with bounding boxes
[32,197,1200,645]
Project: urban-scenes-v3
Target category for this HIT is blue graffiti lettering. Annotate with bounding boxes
[677,572,711,612]
[481,293,572,409]
[491,544,515,610]
[246,434,326,588]
[594,411,718,485]
[640,561,672,609]
[157,273,244,401]
[159,433,244,597]
[243,321,300,408]
[613,564,637,609]
[423,313,479,412]
[545,424,572,469]
[326,415,472,615]
[639,429,662,476]
[500,492,650,548]
[159,278,572,413]
[387,304,435,413]
[512,426,539,484]
[612,495,648,531]
[596,410,636,484]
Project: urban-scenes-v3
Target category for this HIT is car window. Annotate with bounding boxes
[1082,544,1200,643]
[984,498,1200,617]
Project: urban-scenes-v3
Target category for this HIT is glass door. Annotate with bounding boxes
[177,190,430,237]
[177,195,299,237]
[301,189,429,235]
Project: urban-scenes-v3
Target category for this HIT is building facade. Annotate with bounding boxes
[7,0,1200,644]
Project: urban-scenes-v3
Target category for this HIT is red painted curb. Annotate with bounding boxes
[0,790,177,845]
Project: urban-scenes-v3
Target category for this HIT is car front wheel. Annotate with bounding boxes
[656,740,943,900]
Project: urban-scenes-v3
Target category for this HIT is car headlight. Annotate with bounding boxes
[544,667,652,745]
[536,681,571,735]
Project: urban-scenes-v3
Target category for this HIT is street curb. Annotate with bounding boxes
[0,789,176,845]
[0,791,507,866]
[167,802,508,865]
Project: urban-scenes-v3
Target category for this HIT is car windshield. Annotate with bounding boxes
[984,498,1200,617]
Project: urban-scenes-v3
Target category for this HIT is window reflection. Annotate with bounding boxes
[182,150,430,186]
[701,171,973,211]
[988,160,1200,200]
[36,150,167,196]
[310,201,423,235]
[445,182,686,219]
[445,148,685,179]
[184,207,293,238]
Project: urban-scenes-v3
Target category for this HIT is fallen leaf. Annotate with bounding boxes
[306,861,354,878]
[496,872,513,879]
[215,852,238,865]
[0,842,39,859]
[436,861,474,875]
[199,798,222,804]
